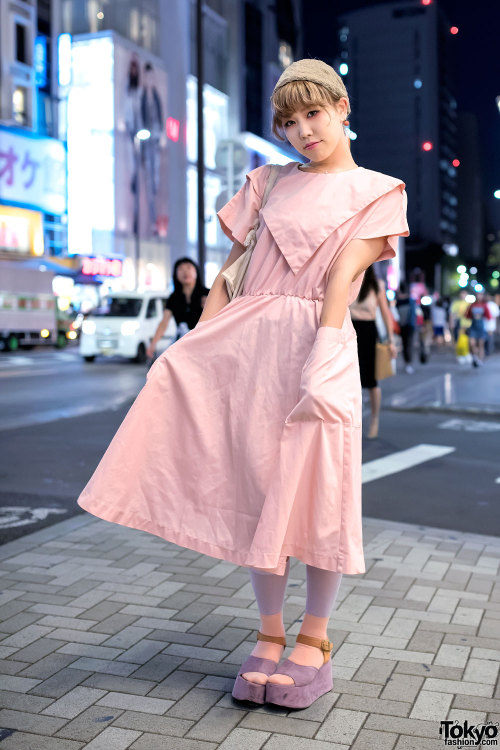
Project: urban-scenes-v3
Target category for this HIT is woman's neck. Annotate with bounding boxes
[303,141,356,173]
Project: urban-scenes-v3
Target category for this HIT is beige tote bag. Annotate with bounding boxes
[375,341,395,380]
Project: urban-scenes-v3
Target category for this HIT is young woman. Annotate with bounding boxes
[78,59,409,709]
[146,257,209,358]
[349,266,396,439]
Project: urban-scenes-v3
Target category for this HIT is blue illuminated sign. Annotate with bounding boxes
[35,36,47,88]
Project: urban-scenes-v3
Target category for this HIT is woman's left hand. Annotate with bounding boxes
[389,341,398,358]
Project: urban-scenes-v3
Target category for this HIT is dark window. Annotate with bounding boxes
[146,299,158,318]
[393,8,425,18]
[16,23,28,63]
[93,298,143,317]
[245,2,263,136]
[413,30,420,60]
[275,0,297,51]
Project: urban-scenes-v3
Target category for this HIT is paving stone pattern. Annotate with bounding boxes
[0,514,499,749]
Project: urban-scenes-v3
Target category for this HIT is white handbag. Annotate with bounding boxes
[221,164,281,300]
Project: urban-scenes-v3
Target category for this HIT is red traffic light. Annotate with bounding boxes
[452,159,460,167]
[421,0,432,4]
[422,141,433,151]
[450,26,458,34]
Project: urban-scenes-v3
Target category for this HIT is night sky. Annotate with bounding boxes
[301,0,499,210]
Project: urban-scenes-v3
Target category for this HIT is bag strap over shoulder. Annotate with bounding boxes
[261,164,280,208]
[242,164,280,251]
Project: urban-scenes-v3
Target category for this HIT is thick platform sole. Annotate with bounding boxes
[232,673,266,704]
[265,660,333,709]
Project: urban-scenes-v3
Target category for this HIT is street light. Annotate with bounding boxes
[133,129,151,289]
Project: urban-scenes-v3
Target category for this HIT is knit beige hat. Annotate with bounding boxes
[272,58,350,114]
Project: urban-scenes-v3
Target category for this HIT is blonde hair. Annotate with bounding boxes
[270,79,351,142]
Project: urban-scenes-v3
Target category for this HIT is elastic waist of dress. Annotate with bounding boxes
[242,291,323,302]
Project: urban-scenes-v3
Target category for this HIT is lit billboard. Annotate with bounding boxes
[114,42,168,240]
[0,127,66,215]
[67,34,169,256]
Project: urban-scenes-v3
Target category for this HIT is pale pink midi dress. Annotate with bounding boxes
[78,161,409,576]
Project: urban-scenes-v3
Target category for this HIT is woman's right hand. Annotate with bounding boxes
[146,342,156,359]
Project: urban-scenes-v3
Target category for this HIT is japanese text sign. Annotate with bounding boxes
[0,127,67,215]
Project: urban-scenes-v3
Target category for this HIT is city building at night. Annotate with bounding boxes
[0,0,67,263]
[338,0,459,291]
[0,0,74,348]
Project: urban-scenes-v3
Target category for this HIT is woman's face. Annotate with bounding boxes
[176,262,197,285]
[282,100,347,161]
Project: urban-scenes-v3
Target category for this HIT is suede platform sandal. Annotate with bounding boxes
[265,633,334,709]
[232,631,287,704]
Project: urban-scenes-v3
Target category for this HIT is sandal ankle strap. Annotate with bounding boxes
[296,633,333,663]
[257,631,286,647]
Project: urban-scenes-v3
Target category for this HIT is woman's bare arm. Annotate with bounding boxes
[198,240,246,323]
[320,237,387,328]
[147,309,173,357]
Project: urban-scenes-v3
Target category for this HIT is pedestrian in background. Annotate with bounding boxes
[431,297,447,346]
[349,265,396,439]
[418,299,433,364]
[484,293,499,356]
[465,291,492,367]
[395,281,417,373]
[449,289,469,343]
[147,257,209,359]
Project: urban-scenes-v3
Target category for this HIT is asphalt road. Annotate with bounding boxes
[0,346,499,545]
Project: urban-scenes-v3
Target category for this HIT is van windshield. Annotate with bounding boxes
[92,297,142,317]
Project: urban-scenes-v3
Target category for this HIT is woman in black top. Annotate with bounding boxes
[147,257,210,358]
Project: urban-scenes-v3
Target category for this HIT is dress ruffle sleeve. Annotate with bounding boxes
[353,183,409,262]
[217,164,271,246]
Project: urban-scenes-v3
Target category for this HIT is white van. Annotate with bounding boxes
[79,291,174,363]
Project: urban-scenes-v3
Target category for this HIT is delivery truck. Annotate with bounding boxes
[0,260,58,351]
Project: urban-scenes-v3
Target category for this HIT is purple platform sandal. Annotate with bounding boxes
[265,633,334,709]
[232,631,287,704]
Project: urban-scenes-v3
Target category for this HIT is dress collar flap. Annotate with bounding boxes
[261,163,405,275]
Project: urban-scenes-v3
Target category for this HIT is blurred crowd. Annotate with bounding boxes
[391,286,499,371]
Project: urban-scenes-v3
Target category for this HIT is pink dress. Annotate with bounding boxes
[78,161,409,576]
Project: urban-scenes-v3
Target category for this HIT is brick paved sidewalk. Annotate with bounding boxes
[0,514,499,750]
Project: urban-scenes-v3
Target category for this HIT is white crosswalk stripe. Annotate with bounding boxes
[0,352,79,369]
[438,418,500,432]
[362,443,456,483]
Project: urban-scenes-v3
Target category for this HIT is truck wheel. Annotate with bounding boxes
[84,355,96,363]
[133,343,147,364]
[6,335,19,352]
[56,332,67,349]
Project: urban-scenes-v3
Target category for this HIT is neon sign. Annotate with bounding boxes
[82,257,123,277]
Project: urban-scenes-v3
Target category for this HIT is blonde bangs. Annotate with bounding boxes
[270,80,340,141]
